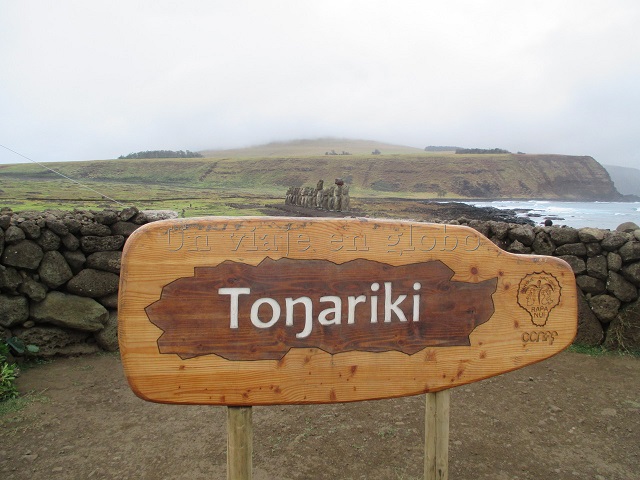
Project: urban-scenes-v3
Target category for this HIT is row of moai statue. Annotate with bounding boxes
[285,179,350,212]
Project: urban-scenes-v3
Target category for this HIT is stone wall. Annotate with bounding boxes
[451,218,640,350]
[0,207,177,356]
[0,208,638,356]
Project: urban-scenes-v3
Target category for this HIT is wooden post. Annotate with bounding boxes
[424,390,450,480]
[227,406,253,480]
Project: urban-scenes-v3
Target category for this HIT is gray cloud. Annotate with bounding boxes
[1,1,639,168]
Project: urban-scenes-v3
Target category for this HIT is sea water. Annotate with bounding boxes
[468,201,640,230]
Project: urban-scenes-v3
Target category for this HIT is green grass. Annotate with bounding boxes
[0,175,280,215]
[377,426,398,438]
[0,390,50,439]
[0,390,49,418]
[568,344,609,356]
[568,344,640,357]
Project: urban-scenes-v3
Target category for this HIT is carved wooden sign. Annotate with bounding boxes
[118,217,577,406]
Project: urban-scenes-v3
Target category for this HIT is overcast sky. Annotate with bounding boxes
[1,1,639,168]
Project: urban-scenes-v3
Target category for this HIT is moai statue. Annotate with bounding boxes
[302,187,311,208]
[324,185,335,210]
[300,187,307,207]
[334,184,343,212]
[342,184,350,212]
[293,187,300,206]
[334,178,344,212]
[316,186,324,209]
[307,187,315,208]
[285,187,293,205]
[308,187,315,208]
[314,180,324,209]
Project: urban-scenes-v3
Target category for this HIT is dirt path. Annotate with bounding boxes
[1,351,638,479]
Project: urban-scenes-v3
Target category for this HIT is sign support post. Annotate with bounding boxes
[424,390,450,480]
[227,406,253,480]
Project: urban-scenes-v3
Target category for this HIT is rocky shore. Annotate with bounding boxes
[266,199,533,224]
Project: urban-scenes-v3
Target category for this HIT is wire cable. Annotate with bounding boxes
[0,144,126,207]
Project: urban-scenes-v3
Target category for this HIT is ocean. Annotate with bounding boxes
[467,200,640,230]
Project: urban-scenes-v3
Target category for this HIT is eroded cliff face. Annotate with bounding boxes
[604,164,640,197]
[503,155,620,200]
[218,153,623,201]
[371,154,621,200]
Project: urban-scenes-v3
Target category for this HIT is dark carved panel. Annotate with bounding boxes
[145,258,497,361]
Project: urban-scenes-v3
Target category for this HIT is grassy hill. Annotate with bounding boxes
[0,139,621,214]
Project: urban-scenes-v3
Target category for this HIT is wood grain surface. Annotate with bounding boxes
[145,258,498,360]
[118,217,577,406]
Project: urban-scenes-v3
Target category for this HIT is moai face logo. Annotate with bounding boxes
[517,272,562,327]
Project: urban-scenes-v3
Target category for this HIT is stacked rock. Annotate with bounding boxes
[0,207,177,356]
[450,218,640,351]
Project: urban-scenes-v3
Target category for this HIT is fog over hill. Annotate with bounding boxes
[200,138,425,158]
[604,165,640,196]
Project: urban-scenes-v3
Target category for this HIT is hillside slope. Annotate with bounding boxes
[0,142,621,201]
[604,165,640,196]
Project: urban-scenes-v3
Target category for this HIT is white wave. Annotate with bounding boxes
[546,206,577,214]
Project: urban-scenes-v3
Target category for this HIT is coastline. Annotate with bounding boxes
[466,199,640,230]
[266,198,639,231]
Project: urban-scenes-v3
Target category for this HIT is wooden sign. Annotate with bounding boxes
[118,217,577,406]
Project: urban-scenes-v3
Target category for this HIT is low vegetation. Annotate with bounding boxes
[455,147,510,154]
[117,150,202,159]
[0,341,18,402]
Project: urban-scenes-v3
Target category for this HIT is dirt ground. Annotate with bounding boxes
[1,351,638,480]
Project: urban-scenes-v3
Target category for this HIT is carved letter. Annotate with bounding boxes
[384,282,407,322]
[218,287,251,328]
[285,297,313,339]
[413,282,421,322]
[370,283,380,323]
[347,295,367,324]
[318,296,342,326]
[250,298,280,329]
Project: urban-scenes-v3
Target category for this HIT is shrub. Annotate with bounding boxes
[0,341,18,401]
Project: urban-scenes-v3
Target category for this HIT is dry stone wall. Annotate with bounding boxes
[0,207,178,356]
[451,218,640,351]
[0,207,638,356]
